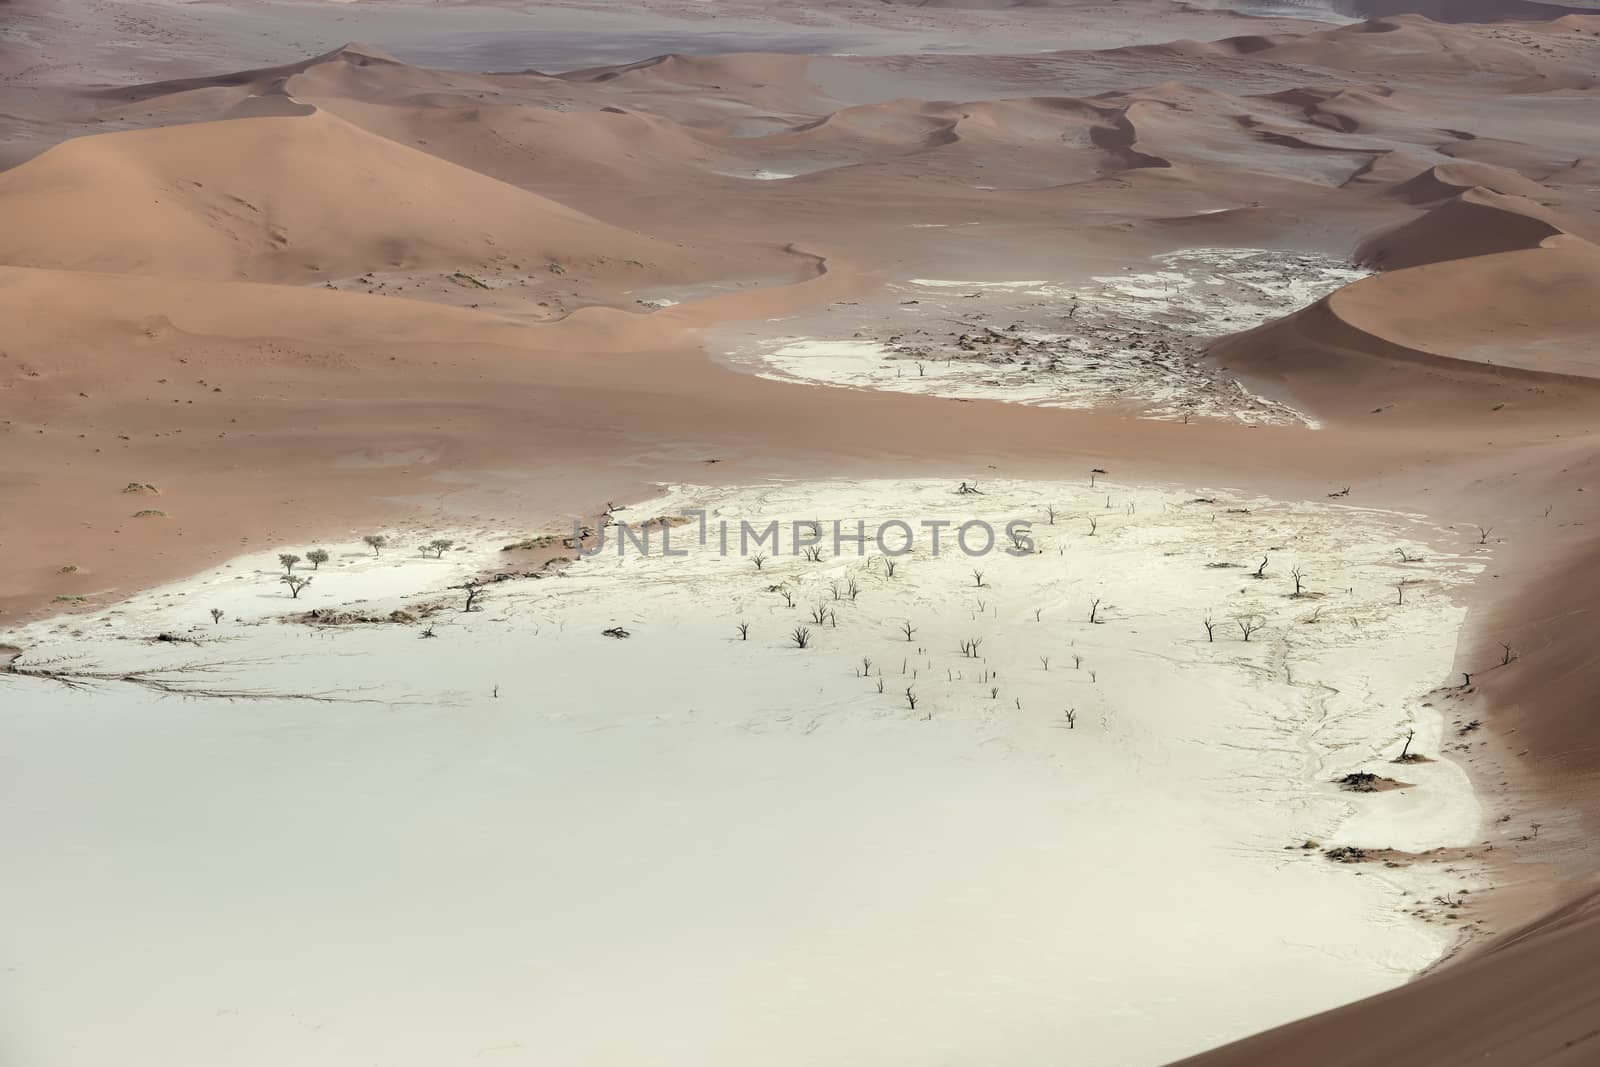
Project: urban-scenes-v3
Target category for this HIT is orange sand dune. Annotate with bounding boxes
[1355,186,1574,268]
[0,109,732,284]
[1212,235,1600,416]
[1387,160,1553,203]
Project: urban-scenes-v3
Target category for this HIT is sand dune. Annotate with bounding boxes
[1355,186,1573,268]
[1212,235,1600,412]
[1387,160,1552,203]
[0,109,720,284]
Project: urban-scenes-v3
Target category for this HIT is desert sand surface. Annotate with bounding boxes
[4,0,1600,1063]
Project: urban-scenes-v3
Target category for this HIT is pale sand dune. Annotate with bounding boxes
[1,477,1484,1067]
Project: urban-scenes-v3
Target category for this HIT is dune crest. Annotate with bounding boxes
[1355,186,1573,269]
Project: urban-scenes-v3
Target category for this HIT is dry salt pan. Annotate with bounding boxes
[2,477,1484,1067]
[736,248,1368,426]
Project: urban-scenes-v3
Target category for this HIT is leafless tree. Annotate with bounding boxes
[810,603,830,625]
[1045,504,1057,525]
[1290,566,1306,597]
[1396,547,1422,563]
[278,553,302,574]
[779,588,795,608]
[1238,615,1263,642]
[1253,556,1269,579]
[959,636,983,658]
[1476,525,1494,545]
[752,554,768,571]
[802,546,824,562]
[1039,655,1051,671]
[362,534,387,556]
[905,687,918,711]
[209,608,225,624]
[1203,613,1215,642]
[972,568,985,587]
[455,579,487,612]
[847,577,861,602]
[791,626,813,649]
[1501,642,1517,666]
[737,622,750,641]
[1088,598,1102,624]
[884,559,898,578]
[1063,708,1076,730]
[900,620,917,642]
[859,656,873,677]
[1087,516,1099,536]
[281,574,312,599]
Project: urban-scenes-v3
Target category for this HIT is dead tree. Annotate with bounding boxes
[1290,566,1306,597]
[1253,556,1269,580]
[1088,598,1102,624]
[1476,525,1494,545]
[957,481,984,495]
[1203,614,1215,642]
[1397,547,1422,563]
[1238,615,1263,642]
[972,569,985,588]
[209,608,225,624]
[791,626,813,649]
[846,578,861,602]
[1063,708,1076,729]
[455,580,487,612]
[1087,516,1099,536]
[1045,504,1057,525]
[900,620,917,642]
[752,554,768,571]
[1501,642,1517,666]
[905,687,918,711]
[884,559,898,578]
[737,622,750,641]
